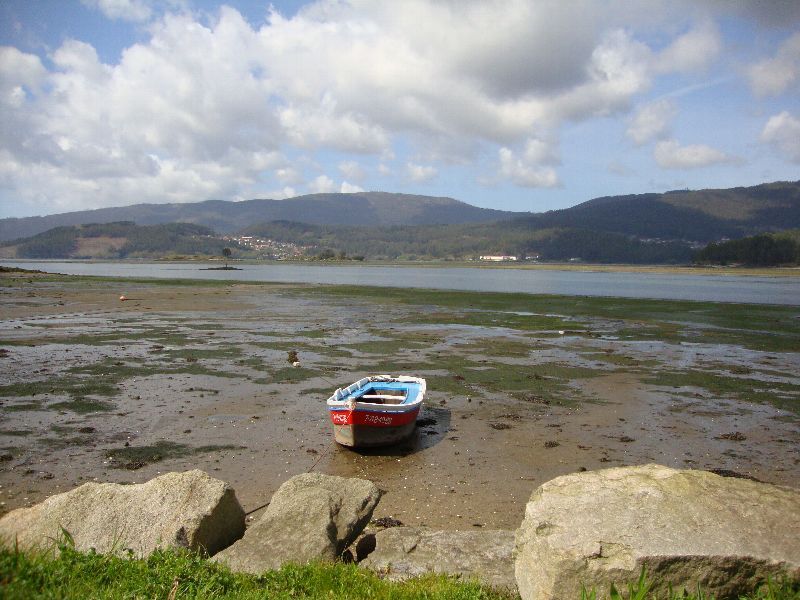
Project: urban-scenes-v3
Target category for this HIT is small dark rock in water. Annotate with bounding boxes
[416,418,437,428]
[578,466,587,472]
[0,453,14,462]
[490,423,512,430]
[619,436,635,443]
[709,468,762,482]
[372,516,403,528]
[287,350,299,364]
[716,432,747,441]
[306,448,319,454]
[78,427,95,434]
[453,374,465,381]
[38,471,54,480]
[183,429,192,434]
[0,349,9,358]
[544,440,560,448]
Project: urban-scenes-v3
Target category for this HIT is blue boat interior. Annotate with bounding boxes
[352,381,421,405]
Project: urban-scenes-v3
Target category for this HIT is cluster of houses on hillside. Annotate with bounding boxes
[224,235,310,260]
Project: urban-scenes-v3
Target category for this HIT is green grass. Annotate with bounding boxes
[1,544,797,600]
[0,546,513,600]
[579,566,799,600]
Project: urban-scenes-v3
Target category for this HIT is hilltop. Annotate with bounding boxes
[1,181,799,263]
[0,192,513,243]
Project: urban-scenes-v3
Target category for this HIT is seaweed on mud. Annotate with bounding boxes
[49,398,115,414]
[1,401,45,412]
[645,369,800,414]
[0,428,33,437]
[259,366,318,384]
[106,441,243,470]
[38,434,96,449]
[0,378,118,400]
[163,346,243,361]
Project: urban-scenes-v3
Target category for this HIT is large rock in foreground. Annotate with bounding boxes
[0,470,245,557]
[361,526,516,592]
[213,473,381,574]
[515,464,800,600]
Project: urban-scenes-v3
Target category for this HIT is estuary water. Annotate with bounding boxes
[3,260,799,305]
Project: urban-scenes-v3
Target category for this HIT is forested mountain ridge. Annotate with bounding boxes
[1,181,798,263]
[0,192,514,242]
[0,222,235,259]
[2,182,798,244]
[521,181,800,242]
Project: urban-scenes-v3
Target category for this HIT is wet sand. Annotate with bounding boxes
[1,272,798,529]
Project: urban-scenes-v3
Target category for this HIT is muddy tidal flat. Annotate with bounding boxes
[1,271,798,529]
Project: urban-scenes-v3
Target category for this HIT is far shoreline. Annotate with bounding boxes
[3,258,799,278]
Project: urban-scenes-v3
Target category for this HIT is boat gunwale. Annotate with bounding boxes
[326,375,426,410]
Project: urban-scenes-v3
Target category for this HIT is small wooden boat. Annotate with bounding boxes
[326,375,426,448]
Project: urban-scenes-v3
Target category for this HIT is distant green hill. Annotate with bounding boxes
[694,230,800,266]
[241,221,693,263]
[3,181,799,264]
[0,192,512,242]
[520,181,800,242]
[0,222,236,259]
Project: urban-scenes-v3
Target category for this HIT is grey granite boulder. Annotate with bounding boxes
[0,470,245,556]
[360,526,516,592]
[213,473,381,574]
[515,464,800,600]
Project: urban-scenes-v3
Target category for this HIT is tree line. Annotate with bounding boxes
[693,231,800,266]
[5,222,237,259]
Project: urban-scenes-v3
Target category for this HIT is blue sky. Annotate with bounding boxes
[1,1,798,218]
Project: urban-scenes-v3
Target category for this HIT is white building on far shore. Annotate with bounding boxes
[479,255,517,261]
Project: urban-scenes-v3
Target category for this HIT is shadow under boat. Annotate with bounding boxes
[341,406,452,457]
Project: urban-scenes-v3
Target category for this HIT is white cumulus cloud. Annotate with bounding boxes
[626,99,676,145]
[654,139,735,169]
[748,32,800,97]
[338,160,366,182]
[760,111,800,163]
[406,162,438,183]
[654,21,721,73]
[340,181,364,193]
[498,147,559,188]
[81,0,153,22]
[0,1,781,215]
[308,175,337,194]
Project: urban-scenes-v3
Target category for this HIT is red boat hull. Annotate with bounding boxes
[329,406,421,447]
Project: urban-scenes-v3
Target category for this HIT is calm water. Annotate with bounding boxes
[4,260,799,305]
